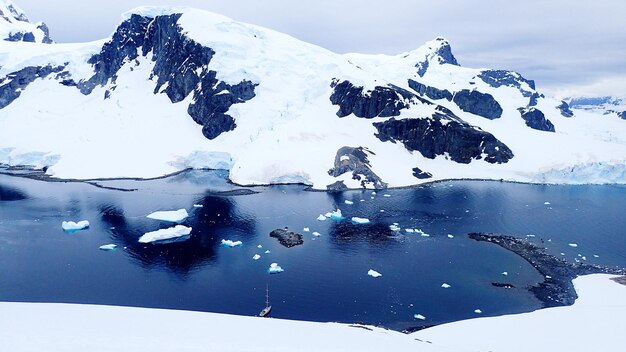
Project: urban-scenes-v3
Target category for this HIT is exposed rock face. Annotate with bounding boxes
[77,13,256,140]
[407,79,453,101]
[326,180,348,192]
[619,111,626,120]
[452,89,503,119]
[270,228,304,248]
[328,146,387,189]
[1,3,53,43]
[0,65,65,108]
[373,109,514,164]
[518,107,555,132]
[556,101,574,117]
[330,79,426,118]
[411,167,432,179]
[478,69,535,93]
[414,38,459,77]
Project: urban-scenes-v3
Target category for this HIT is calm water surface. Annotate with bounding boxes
[0,171,624,330]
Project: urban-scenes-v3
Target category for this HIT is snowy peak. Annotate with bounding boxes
[0,0,52,43]
[407,37,459,77]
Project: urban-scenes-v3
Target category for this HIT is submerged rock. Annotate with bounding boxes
[270,228,304,248]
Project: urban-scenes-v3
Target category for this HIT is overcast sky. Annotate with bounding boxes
[17,0,626,96]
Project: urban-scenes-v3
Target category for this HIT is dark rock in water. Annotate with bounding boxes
[373,110,514,164]
[557,101,574,117]
[330,79,428,118]
[452,89,503,119]
[468,232,626,308]
[412,167,432,179]
[270,228,304,248]
[78,13,256,140]
[326,180,348,192]
[328,146,387,189]
[0,65,65,109]
[492,282,515,289]
[408,79,453,101]
[477,69,535,95]
[518,107,555,132]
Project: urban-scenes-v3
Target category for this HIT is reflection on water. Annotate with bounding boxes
[0,170,625,331]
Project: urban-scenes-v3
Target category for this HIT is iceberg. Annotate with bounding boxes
[568,243,578,247]
[138,225,192,243]
[146,209,189,222]
[405,229,414,233]
[312,231,321,237]
[351,217,370,224]
[252,254,261,260]
[303,227,310,232]
[414,314,426,320]
[441,283,451,289]
[367,269,382,278]
[447,234,454,238]
[265,250,271,254]
[324,209,344,220]
[61,220,90,232]
[192,204,203,208]
[502,271,508,276]
[544,201,551,205]
[316,214,327,221]
[221,239,243,247]
[344,200,354,205]
[98,244,117,251]
[383,194,391,197]
[389,224,401,231]
[474,309,482,314]
[268,263,284,274]
[257,245,263,248]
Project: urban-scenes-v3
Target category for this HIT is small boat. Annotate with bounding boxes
[259,284,272,317]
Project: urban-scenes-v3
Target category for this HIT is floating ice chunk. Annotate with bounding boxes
[265,250,271,254]
[405,229,414,233]
[257,245,263,248]
[416,229,430,237]
[380,210,385,212]
[544,201,551,205]
[268,263,283,274]
[99,244,117,251]
[344,200,354,205]
[372,191,377,195]
[546,275,552,279]
[303,227,310,232]
[317,214,327,221]
[560,253,565,256]
[325,209,344,220]
[441,283,451,289]
[383,194,391,198]
[414,314,426,320]
[360,199,365,202]
[593,254,599,258]
[502,272,508,276]
[192,204,203,208]
[139,225,192,243]
[447,234,454,239]
[351,217,370,224]
[146,209,188,222]
[252,254,261,260]
[389,224,401,231]
[367,269,382,278]
[474,309,482,314]
[221,239,243,247]
[568,243,578,247]
[312,231,321,237]
[582,256,587,261]
[62,220,90,231]
[526,234,536,238]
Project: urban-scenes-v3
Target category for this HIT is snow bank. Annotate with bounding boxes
[138,225,192,243]
[146,209,189,222]
[61,220,89,231]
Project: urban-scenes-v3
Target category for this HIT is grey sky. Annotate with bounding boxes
[17,0,626,96]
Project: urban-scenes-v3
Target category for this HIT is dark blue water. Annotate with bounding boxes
[0,171,625,330]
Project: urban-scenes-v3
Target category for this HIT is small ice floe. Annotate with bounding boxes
[317,214,327,221]
[526,234,536,238]
[221,239,243,247]
[351,217,370,224]
[380,209,385,213]
[146,209,188,223]
[560,253,565,256]
[99,244,117,251]
[372,191,377,195]
[139,225,192,244]
[447,234,454,239]
[546,275,552,279]
[474,309,482,314]
[257,245,263,248]
[265,250,271,254]
[465,210,470,213]
[502,271,508,276]
[312,231,321,237]
[268,263,284,274]
[544,201,551,205]
[582,256,587,261]
[568,243,578,247]
[370,196,374,199]
[416,229,430,237]
[325,209,344,220]
[192,204,203,208]
[383,194,391,198]
[441,283,451,289]
[62,220,90,232]
[414,314,426,320]
[360,199,365,202]
[405,229,414,233]
[252,254,261,260]
[593,254,599,258]
[367,269,382,278]
[303,227,310,232]
[344,200,354,205]
[389,224,401,232]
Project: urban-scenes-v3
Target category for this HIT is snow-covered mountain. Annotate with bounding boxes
[1,5,624,189]
[0,0,51,43]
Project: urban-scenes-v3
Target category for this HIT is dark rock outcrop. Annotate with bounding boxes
[373,109,514,164]
[452,89,503,119]
[477,69,535,95]
[326,180,348,192]
[78,13,256,140]
[412,167,432,179]
[518,107,555,132]
[0,65,65,109]
[557,101,574,117]
[619,111,626,120]
[330,79,427,118]
[415,37,459,77]
[408,79,453,101]
[328,146,387,189]
[270,228,304,248]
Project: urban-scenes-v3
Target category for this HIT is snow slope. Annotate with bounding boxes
[0,0,51,43]
[0,5,624,189]
[0,274,623,351]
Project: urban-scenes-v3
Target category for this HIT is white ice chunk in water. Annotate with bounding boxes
[351,217,370,224]
[139,225,192,243]
[303,227,310,232]
[367,269,382,278]
[325,209,344,220]
[405,229,414,233]
[416,229,430,237]
[568,243,578,247]
[389,224,401,231]
[221,239,243,247]
[544,201,551,205]
[414,314,426,320]
[192,204,203,208]
[99,244,117,251]
[371,191,377,195]
[257,245,263,248]
[265,250,271,254]
[474,309,482,314]
[593,254,599,258]
[312,231,321,237]
[268,263,284,274]
[146,209,188,222]
[62,220,90,231]
[252,254,261,260]
[344,200,354,205]
[383,194,391,197]
[502,271,509,276]
[447,234,454,238]
[317,214,327,221]
[441,283,451,289]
